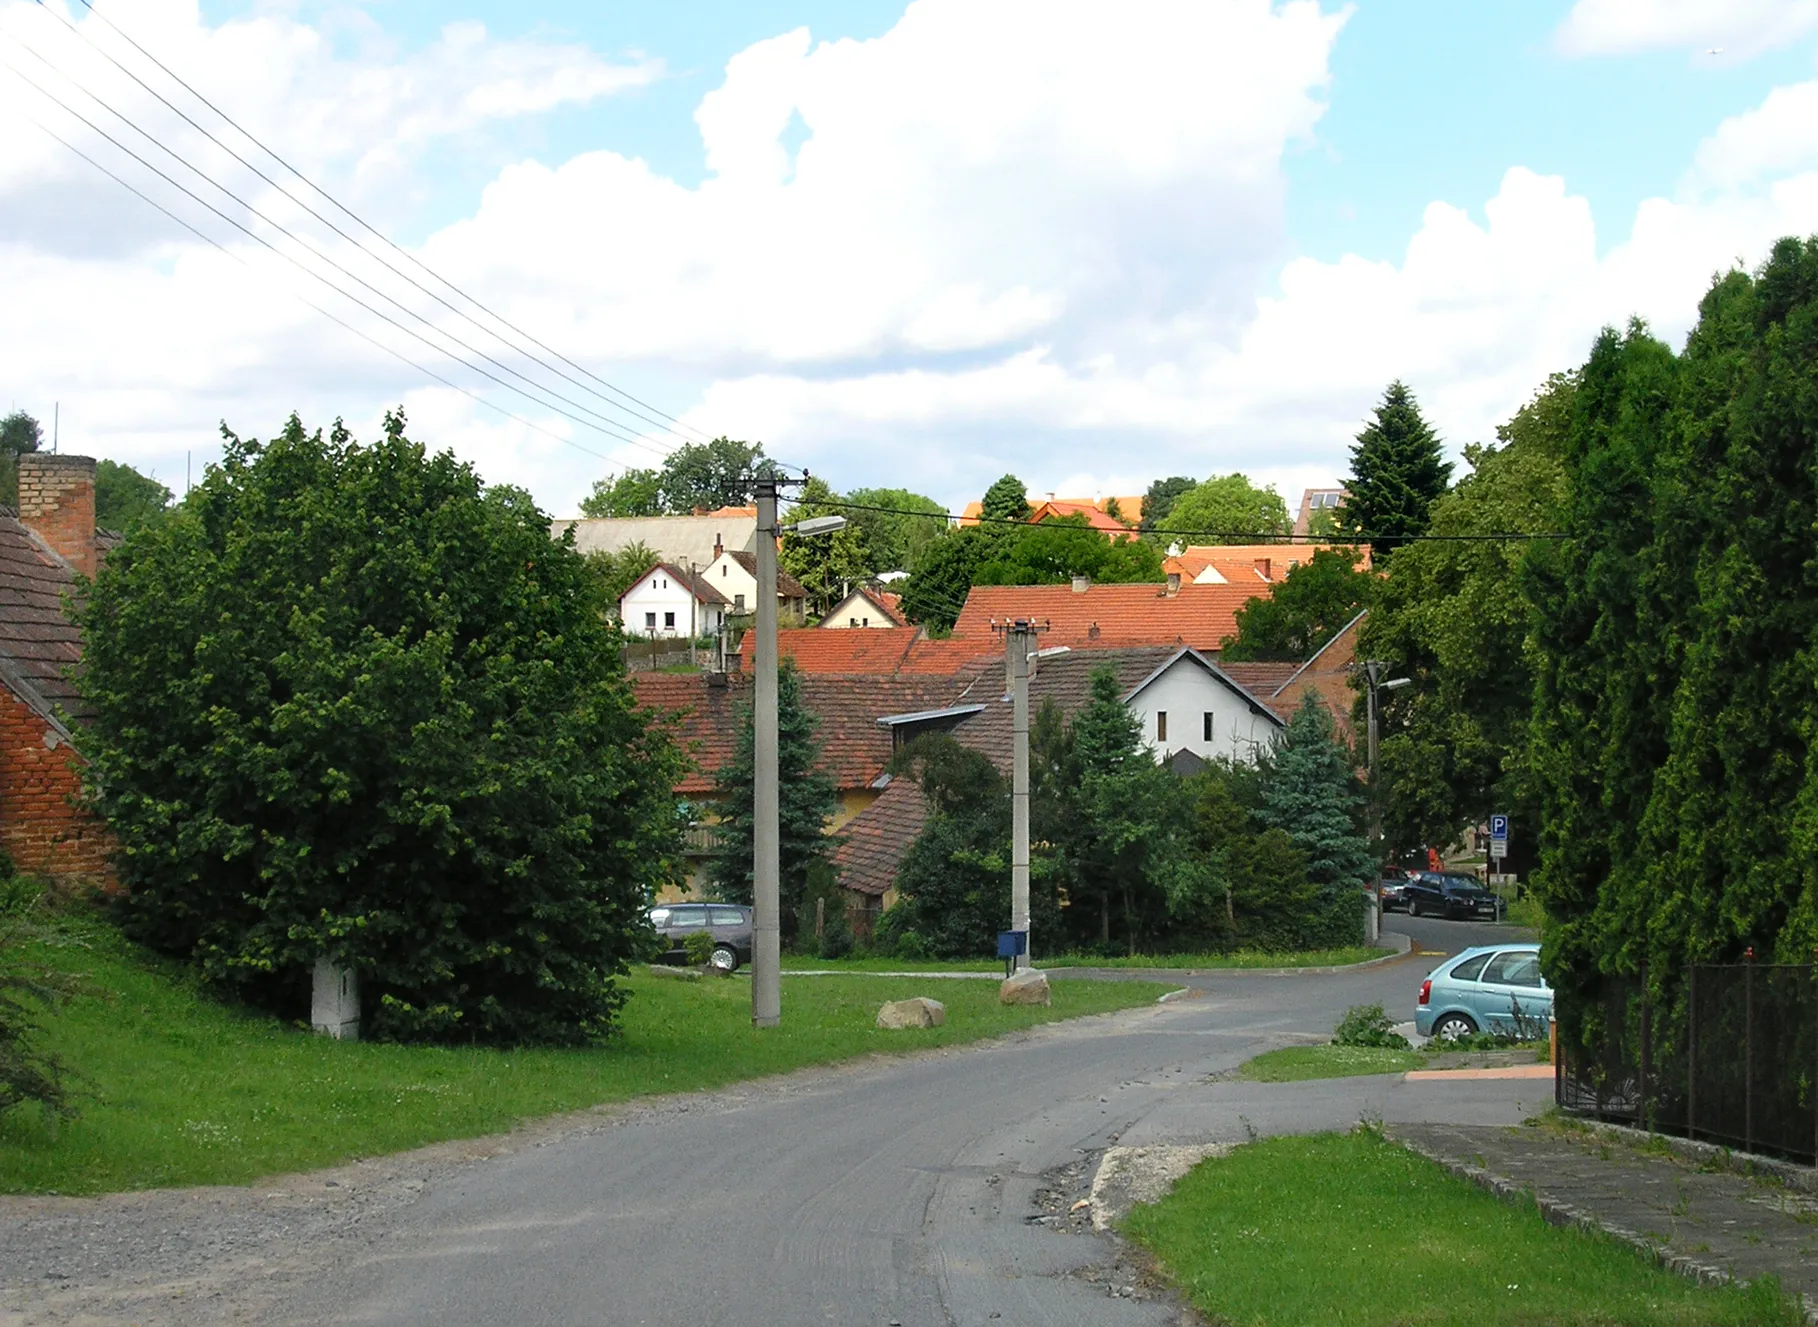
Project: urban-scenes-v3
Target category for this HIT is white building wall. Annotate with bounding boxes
[1125,658,1280,766]
[620,570,722,639]
[703,552,759,615]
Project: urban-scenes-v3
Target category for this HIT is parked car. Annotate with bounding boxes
[1415,943,1552,1040]
[1401,872,1503,920]
[1376,877,1409,912]
[649,902,753,971]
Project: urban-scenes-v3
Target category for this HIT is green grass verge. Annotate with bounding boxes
[0,918,1166,1196]
[780,946,1383,973]
[1238,1044,1426,1081]
[1123,1129,1804,1327]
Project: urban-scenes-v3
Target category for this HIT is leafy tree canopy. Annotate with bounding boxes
[0,411,42,458]
[1221,548,1374,662]
[584,540,662,613]
[974,515,1164,587]
[845,487,946,573]
[779,477,873,617]
[1166,474,1291,543]
[1139,475,1196,535]
[580,467,662,518]
[95,459,173,533]
[76,411,684,1045]
[1339,381,1452,560]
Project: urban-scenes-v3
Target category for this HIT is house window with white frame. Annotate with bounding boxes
[644,611,656,632]
[664,611,676,630]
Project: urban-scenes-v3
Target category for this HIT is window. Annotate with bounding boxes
[1482,952,1543,988]
[664,611,676,630]
[644,611,656,631]
[1202,712,1214,742]
[1449,953,1493,983]
[708,906,746,926]
[1156,711,1168,741]
[734,593,746,613]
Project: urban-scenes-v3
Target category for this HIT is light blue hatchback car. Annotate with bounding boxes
[1415,943,1551,1040]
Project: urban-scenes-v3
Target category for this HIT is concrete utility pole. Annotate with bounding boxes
[1000,619,1042,971]
[750,478,845,1029]
[752,479,783,1028]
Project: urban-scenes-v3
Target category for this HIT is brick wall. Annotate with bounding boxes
[1278,616,1361,741]
[0,685,114,884]
[18,453,98,578]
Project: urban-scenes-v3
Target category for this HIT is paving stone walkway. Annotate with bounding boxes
[1388,1121,1818,1321]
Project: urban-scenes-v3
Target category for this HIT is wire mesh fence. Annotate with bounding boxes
[1555,957,1817,1167]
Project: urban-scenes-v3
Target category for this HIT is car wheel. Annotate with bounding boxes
[1431,1012,1477,1041]
[709,944,738,972]
[1410,898,1425,918]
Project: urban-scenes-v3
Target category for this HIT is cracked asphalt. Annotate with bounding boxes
[0,917,1542,1326]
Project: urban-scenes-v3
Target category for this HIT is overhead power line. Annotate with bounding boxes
[36,0,713,451]
[11,105,609,460]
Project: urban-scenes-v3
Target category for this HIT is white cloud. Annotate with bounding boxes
[2,0,1817,523]
[1554,0,1818,58]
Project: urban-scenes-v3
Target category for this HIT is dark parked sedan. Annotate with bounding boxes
[1401,873,1503,920]
[649,902,754,971]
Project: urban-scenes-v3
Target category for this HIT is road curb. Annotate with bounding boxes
[1389,1135,1818,1325]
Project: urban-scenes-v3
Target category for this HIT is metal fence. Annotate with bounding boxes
[1555,958,1817,1166]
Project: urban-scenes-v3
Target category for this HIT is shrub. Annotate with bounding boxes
[1333,1002,1411,1049]
[681,930,716,967]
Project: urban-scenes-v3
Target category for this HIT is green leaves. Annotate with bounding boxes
[1165,474,1291,542]
[1340,380,1452,559]
[75,413,684,1045]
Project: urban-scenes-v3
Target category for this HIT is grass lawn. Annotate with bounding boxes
[779,945,1385,973]
[1123,1129,1804,1327]
[1238,1044,1426,1081]
[0,917,1166,1196]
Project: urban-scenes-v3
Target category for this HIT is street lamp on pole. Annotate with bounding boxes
[1361,660,1411,926]
[751,478,846,1029]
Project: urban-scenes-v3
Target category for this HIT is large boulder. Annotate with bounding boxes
[876,996,947,1029]
[999,968,1051,1007]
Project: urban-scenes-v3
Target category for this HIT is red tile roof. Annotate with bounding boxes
[0,515,87,731]
[632,669,983,794]
[950,582,1263,652]
[738,626,922,674]
[1028,500,1132,534]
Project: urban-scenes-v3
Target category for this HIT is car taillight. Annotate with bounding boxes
[1418,979,1431,1006]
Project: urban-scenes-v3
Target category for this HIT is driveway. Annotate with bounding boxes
[2,922,1545,1327]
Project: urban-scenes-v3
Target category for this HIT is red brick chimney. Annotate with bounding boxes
[1165,570,1181,597]
[1254,557,1271,581]
[18,454,97,577]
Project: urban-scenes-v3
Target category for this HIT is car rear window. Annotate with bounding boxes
[668,905,708,925]
[1449,953,1492,982]
[709,906,745,926]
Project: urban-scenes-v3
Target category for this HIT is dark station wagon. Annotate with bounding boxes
[1400,873,1504,921]
[649,902,754,971]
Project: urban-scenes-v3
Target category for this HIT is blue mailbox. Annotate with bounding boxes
[996,930,1027,958]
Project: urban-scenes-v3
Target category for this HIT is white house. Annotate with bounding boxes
[702,548,808,622]
[820,586,907,629]
[1121,647,1286,766]
[619,564,729,639]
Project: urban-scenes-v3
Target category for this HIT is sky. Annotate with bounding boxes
[1,0,1816,518]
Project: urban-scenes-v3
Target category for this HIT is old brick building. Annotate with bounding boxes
[0,454,115,883]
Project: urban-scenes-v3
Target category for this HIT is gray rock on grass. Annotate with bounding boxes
[999,969,1051,1006]
[876,997,946,1029]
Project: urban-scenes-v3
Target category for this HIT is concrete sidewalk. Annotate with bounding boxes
[1388,1120,1818,1321]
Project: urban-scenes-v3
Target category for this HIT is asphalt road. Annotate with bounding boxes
[246,917,1536,1327]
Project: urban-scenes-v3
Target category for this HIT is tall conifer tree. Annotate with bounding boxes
[1341,381,1452,559]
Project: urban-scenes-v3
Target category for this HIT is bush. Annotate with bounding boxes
[681,930,716,967]
[0,894,80,1117]
[1333,1003,1410,1049]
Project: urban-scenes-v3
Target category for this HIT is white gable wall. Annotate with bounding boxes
[620,569,723,639]
[704,551,759,614]
[1124,655,1280,766]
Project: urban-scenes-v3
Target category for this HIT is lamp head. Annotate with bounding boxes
[788,515,849,537]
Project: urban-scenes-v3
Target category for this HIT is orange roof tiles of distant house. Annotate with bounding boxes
[957,495,1144,529]
[696,504,758,518]
[1164,543,1369,585]
[738,626,923,674]
[950,581,1265,652]
[1027,499,1135,535]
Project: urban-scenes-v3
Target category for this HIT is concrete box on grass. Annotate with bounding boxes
[312,958,361,1040]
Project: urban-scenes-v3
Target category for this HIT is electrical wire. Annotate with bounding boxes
[34,0,715,450]
[11,105,610,460]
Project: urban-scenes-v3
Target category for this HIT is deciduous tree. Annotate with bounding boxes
[76,412,683,1045]
[1166,474,1290,543]
[1221,548,1373,662]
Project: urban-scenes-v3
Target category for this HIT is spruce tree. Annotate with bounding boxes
[1341,381,1452,559]
[979,474,1030,523]
[709,663,837,946]
[1257,694,1372,943]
